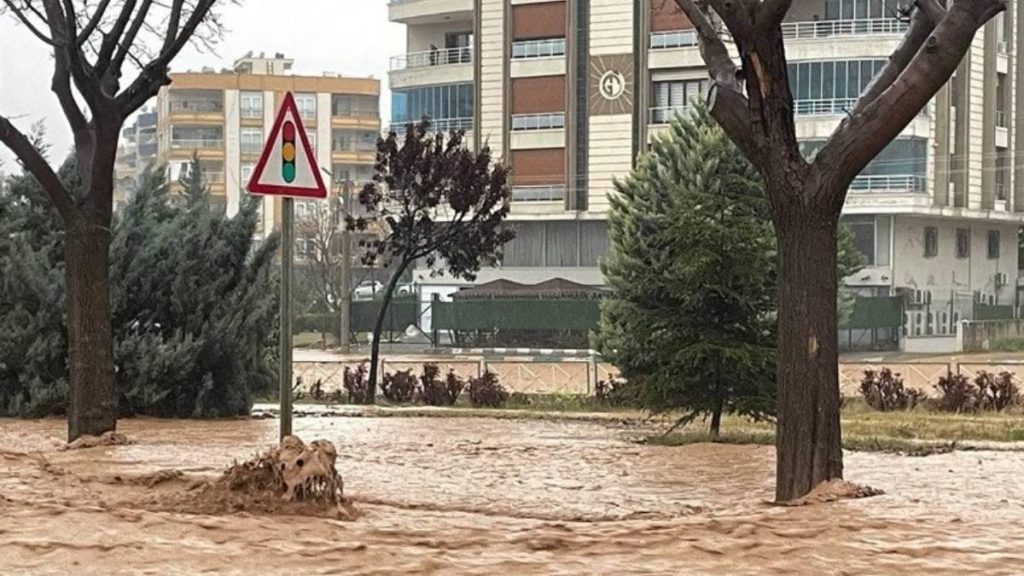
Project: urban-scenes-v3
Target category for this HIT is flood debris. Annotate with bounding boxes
[63,431,132,450]
[778,479,885,507]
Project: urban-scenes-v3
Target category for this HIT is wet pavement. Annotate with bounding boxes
[2,415,1023,575]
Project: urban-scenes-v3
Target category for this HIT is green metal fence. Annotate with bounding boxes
[841,296,904,330]
[432,298,601,332]
[296,297,420,336]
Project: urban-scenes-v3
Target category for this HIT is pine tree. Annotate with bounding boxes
[0,161,280,418]
[595,105,777,436]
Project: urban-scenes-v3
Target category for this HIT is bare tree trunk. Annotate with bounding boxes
[64,214,117,441]
[773,201,843,502]
[366,263,409,403]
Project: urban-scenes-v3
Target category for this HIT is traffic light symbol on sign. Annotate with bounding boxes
[282,121,297,183]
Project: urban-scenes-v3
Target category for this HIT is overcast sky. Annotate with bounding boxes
[0,1,405,168]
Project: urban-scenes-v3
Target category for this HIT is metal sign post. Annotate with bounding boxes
[244,92,328,442]
[279,197,294,439]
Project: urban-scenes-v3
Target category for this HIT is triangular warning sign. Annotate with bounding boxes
[247,92,328,199]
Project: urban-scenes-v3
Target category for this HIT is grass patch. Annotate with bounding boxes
[645,431,775,448]
[989,338,1024,353]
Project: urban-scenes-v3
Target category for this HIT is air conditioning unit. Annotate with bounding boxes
[995,272,1009,288]
[912,290,932,306]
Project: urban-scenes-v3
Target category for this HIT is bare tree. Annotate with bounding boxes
[296,195,344,314]
[0,0,227,440]
[670,0,1005,501]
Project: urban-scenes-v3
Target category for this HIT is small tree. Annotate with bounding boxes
[294,190,344,344]
[350,120,514,401]
[0,0,228,440]
[595,106,776,436]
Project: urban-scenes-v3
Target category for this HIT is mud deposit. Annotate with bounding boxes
[2,416,1024,575]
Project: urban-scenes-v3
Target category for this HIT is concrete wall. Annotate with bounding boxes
[479,0,506,159]
[962,319,1024,352]
[901,335,960,354]
[891,215,1018,302]
[407,22,473,53]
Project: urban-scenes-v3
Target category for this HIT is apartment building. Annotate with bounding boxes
[154,52,380,235]
[390,0,1024,335]
[114,108,158,209]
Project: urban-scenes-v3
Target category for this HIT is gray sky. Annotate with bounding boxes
[0,1,405,168]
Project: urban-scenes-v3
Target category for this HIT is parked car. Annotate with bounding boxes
[352,281,414,300]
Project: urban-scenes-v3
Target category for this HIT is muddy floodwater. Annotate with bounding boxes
[2,414,1024,575]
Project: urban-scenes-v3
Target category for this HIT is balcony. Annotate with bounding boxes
[168,92,224,124]
[390,47,474,89]
[388,117,473,134]
[781,18,908,40]
[512,185,564,203]
[510,113,565,131]
[388,0,473,25]
[650,30,697,50]
[849,175,926,193]
[170,138,223,150]
[511,38,566,59]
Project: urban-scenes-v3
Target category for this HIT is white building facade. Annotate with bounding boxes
[389,0,1024,337]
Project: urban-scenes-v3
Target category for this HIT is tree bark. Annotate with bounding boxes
[366,263,409,403]
[709,396,724,438]
[773,198,843,502]
[64,214,117,441]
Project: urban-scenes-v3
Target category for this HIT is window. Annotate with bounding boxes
[240,91,263,119]
[332,130,378,152]
[331,94,379,118]
[294,93,316,120]
[988,230,1000,259]
[924,226,938,258]
[843,215,876,266]
[391,84,474,125]
[802,137,927,192]
[306,129,316,153]
[651,79,707,123]
[956,228,970,259]
[241,163,255,187]
[787,59,887,114]
[241,127,263,155]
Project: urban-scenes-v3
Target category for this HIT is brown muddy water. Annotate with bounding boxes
[1,415,1023,575]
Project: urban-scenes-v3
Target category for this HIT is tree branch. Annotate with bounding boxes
[109,0,154,82]
[94,0,137,74]
[51,54,88,134]
[758,0,793,29]
[814,0,1006,210]
[852,3,940,114]
[0,114,76,217]
[75,0,112,45]
[671,0,762,161]
[2,0,55,44]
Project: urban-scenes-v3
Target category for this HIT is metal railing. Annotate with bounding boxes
[510,112,565,131]
[650,30,698,49]
[794,98,858,116]
[390,47,473,71]
[169,100,223,113]
[241,142,263,155]
[649,105,690,124]
[511,38,566,59]
[849,174,926,192]
[388,117,474,133]
[512,185,565,203]
[781,18,908,39]
[240,107,263,119]
[996,110,1008,128]
[170,138,223,150]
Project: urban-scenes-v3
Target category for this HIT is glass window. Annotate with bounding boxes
[956,228,970,259]
[924,226,938,258]
[241,163,255,184]
[391,84,474,124]
[294,93,316,120]
[843,215,876,266]
[241,127,263,155]
[240,91,263,119]
[988,230,1000,259]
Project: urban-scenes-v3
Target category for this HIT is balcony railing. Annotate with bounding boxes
[512,185,565,203]
[390,47,473,71]
[794,98,858,116]
[169,100,223,114]
[849,174,926,192]
[241,142,263,155]
[649,105,691,125]
[511,38,566,59]
[650,30,698,49]
[511,112,565,131]
[781,18,908,39]
[170,138,223,150]
[389,117,473,133]
[240,107,263,119]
